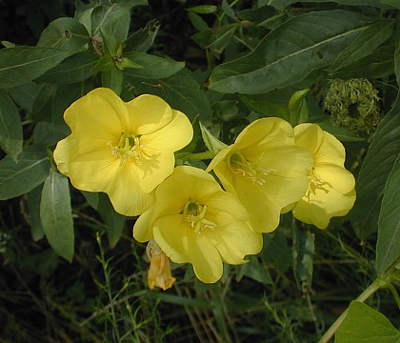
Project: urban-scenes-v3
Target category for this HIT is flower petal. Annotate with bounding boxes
[293,187,356,229]
[126,94,173,135]
[153,215,223,283]
[314,163,355,194]
[64,88,125,139]
[142,110,193,152]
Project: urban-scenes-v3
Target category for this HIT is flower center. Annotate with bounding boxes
[183,201,216,237]
[108,132,144,166]
[229,152,276,186]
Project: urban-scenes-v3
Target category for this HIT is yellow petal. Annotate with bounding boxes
[293,187,356,229]
[294,123,324,156]
[64,88,125,139]
[314,163,355,194]
[126,94,173,135]
[153,215,224,283]
[142,110,193,152]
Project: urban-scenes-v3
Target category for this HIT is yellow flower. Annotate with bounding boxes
[53,88,193,216]
[291,123,356,229]
[206,117,313,233]
[133,166,263,284]
[146,240,176,291]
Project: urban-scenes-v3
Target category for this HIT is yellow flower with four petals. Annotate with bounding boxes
[133,166,263,284]
[53,88,193,216]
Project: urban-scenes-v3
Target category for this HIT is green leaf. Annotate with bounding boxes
[91,3,131,42]
[335,301,400,343]
[376,153,400,275]
[8,82,41,113]
[37,17,90,53]
[102,67,123,95]
[236,255,272,284]
[81,191,125,247]
[293,228,315,291]
[97,193,125,247]
[330,45,394,79]
[27,185,45,241]
[123,71,212,122]
[124,19,160,52]
[267,0,395,10]
[209,10,369,94]
[0,145,50,200]
[240,95,289,120]
[37,51,100,84]
[288,89,309,126]
[186,5,218,14]
[199,122,227,155]
[317,123,365,142]
[123,51,185,79]
[33,121,70,147]
[0,90,23,160]
[351,27,400,239]
[381,0,400,9]
[32,83,58,122]
[40,167,74,262]
[0,47,69,89]
[192,24,238,56]
[331,19,394,71]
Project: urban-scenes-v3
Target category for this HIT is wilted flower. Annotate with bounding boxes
[146,240,176,291]
[291,123,356,229]
[133,166,263,284]
[207,117,313,233]
[53,88,193,216]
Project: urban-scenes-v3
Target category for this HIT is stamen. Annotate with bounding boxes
[229,152,276,186]
[107,132,143,166]
[305,172,332,200]
[183,201,217,238]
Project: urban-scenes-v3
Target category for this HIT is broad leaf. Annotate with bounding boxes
[376,153,400,275]
[0,47,69,89]
[37,51,99,84]
[351,22,400,239]
[335,301,400,343]
[317,123,365,142]
[331,19,394,71]
[102,67,123,95]
[351,95,400,239]
[8,82,41,113]
[0,90,23,160]
[41,167,74,262]
[209,10,369,94]
[267,0,395,9]
[37,17,90,53]
[0,145,50,200]
[199,122,227,155]
[123,51,185,79]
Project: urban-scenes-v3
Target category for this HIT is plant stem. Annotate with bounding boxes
[318,278,381,343]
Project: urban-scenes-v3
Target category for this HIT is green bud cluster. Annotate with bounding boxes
[323,78,381,134]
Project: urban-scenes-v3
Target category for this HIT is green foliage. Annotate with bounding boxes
[335,301,400,343]
[0,1,399,342]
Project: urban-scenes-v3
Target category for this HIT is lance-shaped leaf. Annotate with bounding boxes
[36,51,100,84]
[40,167,74,262]
[0,145,50,200]
[331,19,394,71]
[0,90,23,160]
[209,10,369,94]
[351,21,400,240]
[376,153,400,275]
[123,51,185,79]
[0,47,69,89]
[351,95,400,239]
